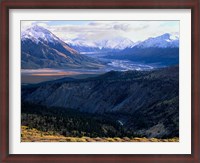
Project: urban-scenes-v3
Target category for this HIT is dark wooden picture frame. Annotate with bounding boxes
[0,0,199,162]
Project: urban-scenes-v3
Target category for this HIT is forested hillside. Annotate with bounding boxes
[22,66,179,139]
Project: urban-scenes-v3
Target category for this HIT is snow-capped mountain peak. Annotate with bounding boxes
[21,25,60,44]
[66,38,97,48]
[97,37,134,50]
[135,33,179,48]
[21,25,104,69]
[66,37,135,50]
[169,33,179,40]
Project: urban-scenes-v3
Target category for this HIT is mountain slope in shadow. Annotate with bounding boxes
[22,66,179,138]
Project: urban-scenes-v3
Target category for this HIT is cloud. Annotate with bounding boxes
[35,23,48,28]
[88,22,100,26]
[21,21,35,31]
[21,20,179,42]
[113,23,130,31]
[132,24,149,31]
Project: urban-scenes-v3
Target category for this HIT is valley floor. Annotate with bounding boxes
[21,126,179,142]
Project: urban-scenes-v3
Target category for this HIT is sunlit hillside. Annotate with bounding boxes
[21,126,179,142]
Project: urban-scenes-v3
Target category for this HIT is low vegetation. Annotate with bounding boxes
[21,103,128,138]
[21,126,179,142]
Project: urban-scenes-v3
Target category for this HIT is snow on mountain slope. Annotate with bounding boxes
[21,25,104,69]
[105,33,179,66]
[135,33,179,48]
[66,38,97,48]
[65,33,179,53]
[95,37,134,50]
[65,37,135,52]
[22,25,60,44]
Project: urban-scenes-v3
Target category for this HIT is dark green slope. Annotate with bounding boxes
[22,66,179,138]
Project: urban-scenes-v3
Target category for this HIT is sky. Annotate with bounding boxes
[21,20,179,42]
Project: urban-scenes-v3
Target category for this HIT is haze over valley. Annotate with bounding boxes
[21,25,179,83]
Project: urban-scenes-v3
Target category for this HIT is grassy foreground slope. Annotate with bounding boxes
[21,126,179,142]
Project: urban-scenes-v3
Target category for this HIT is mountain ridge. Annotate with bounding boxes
[22,66,179,138]
[134,33,179,48]
[21,25,104,69]
[65,33,179,53]
[105,33,179,67]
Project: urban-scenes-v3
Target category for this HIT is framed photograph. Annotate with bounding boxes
[1,0,199,162]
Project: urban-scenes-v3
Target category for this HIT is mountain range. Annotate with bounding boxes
[67,37,135,52]
[66,32,179,66]
[21,25,104,69]
[21,26,179,138]
[106,33,179,66]
[21,25,179,68]
[66,33,179,52]
[133,33,179,48]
